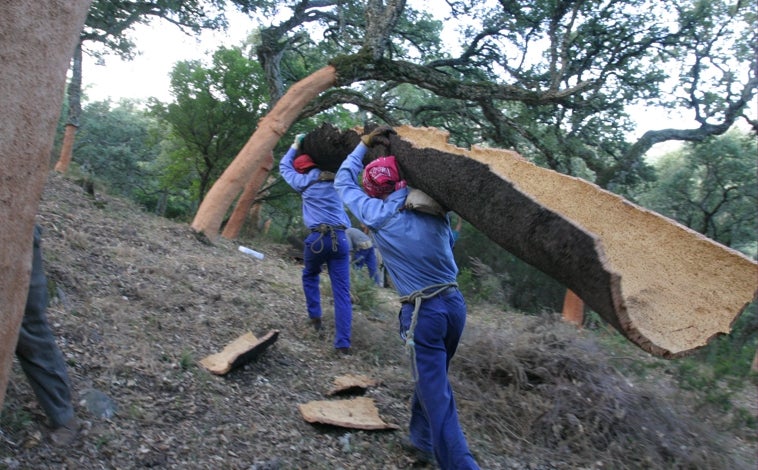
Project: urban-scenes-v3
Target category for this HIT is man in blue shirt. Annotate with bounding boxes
[280,134,353,355]
[334,127,479,469]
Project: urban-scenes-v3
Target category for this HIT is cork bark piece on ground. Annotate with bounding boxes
[327,374,381,396]
[299,397,399,430]
[199,330,279,375]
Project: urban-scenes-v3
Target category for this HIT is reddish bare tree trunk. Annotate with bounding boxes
[221,151,274,240]
[54,124,78,172]
[54,39,83,173]
[261,218,272,236]
[0,0,91,410]
[561,289,584,327]
[191,66,338,241]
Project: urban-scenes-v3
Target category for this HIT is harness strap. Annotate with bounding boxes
[302,171,336,192]
[310,224,347,254]
[398,282,458,379]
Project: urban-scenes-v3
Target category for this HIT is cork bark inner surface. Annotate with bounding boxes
[304,123,756,357]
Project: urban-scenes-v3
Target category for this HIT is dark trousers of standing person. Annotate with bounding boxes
[15,226,75,429]
[302,228,352,349]
[353,246,381,286]
[399,289,479,470]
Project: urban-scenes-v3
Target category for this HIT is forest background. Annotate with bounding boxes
[46,0,756,424]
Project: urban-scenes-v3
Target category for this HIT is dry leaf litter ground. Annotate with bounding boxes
[1,172,755,469]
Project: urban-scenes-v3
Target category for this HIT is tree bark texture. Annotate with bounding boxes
[191,66,338,240]
[221,152,274,240]
[0,0,92,410]
[313,124,758,358]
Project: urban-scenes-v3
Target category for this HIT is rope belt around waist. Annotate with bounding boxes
[310,224,347,254]
[399,285,458,305]
[398,282,458,378]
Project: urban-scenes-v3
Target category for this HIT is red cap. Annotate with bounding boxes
[293,154,317,174]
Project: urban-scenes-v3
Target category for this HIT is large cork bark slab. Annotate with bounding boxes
[311,124,757,358]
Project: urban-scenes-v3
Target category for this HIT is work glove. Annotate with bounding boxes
[291,133,306,150]
[361,125,396,147]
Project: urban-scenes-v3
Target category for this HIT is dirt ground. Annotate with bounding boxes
[1,173,755,469]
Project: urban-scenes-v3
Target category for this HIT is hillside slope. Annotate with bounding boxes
[1,173,754,469]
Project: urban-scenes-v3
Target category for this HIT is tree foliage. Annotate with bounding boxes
[71,99,161,198]
[148,46,269,206]
[231,0,755,192]
[58,0,231,175]
[636,130,757,257]
[82,0,227,62]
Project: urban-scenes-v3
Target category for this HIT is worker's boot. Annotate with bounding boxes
[50,416,81,447]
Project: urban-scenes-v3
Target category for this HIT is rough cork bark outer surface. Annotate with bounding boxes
[0,0,92,410]
[307,123,758,358]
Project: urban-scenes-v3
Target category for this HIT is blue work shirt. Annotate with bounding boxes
[280,147,351,230]
[335,143,458,296]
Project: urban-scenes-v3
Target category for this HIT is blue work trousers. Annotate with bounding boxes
[353,247,380,285]
[303,229,352,349]
[15,226,74,428]
[399,289,479,470]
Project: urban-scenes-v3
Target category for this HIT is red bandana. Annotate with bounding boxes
[293,154,317,174]
[362,156,407,199]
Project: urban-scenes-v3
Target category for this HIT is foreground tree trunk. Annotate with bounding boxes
[0,0,92,410]
[191,66,337,240]
[54,39,83,173]
[221,152,274,240]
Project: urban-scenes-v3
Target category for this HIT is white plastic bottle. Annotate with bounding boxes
[238,245,264,260]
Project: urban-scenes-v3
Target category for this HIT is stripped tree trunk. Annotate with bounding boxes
[261,218,272,235]
[193,0,407,241]
[191,66,338,240]
[55,125,78,173]
[54,38,83,173]
[561,289,584,327]
[0,0,92,410]
[221,152,274,240]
